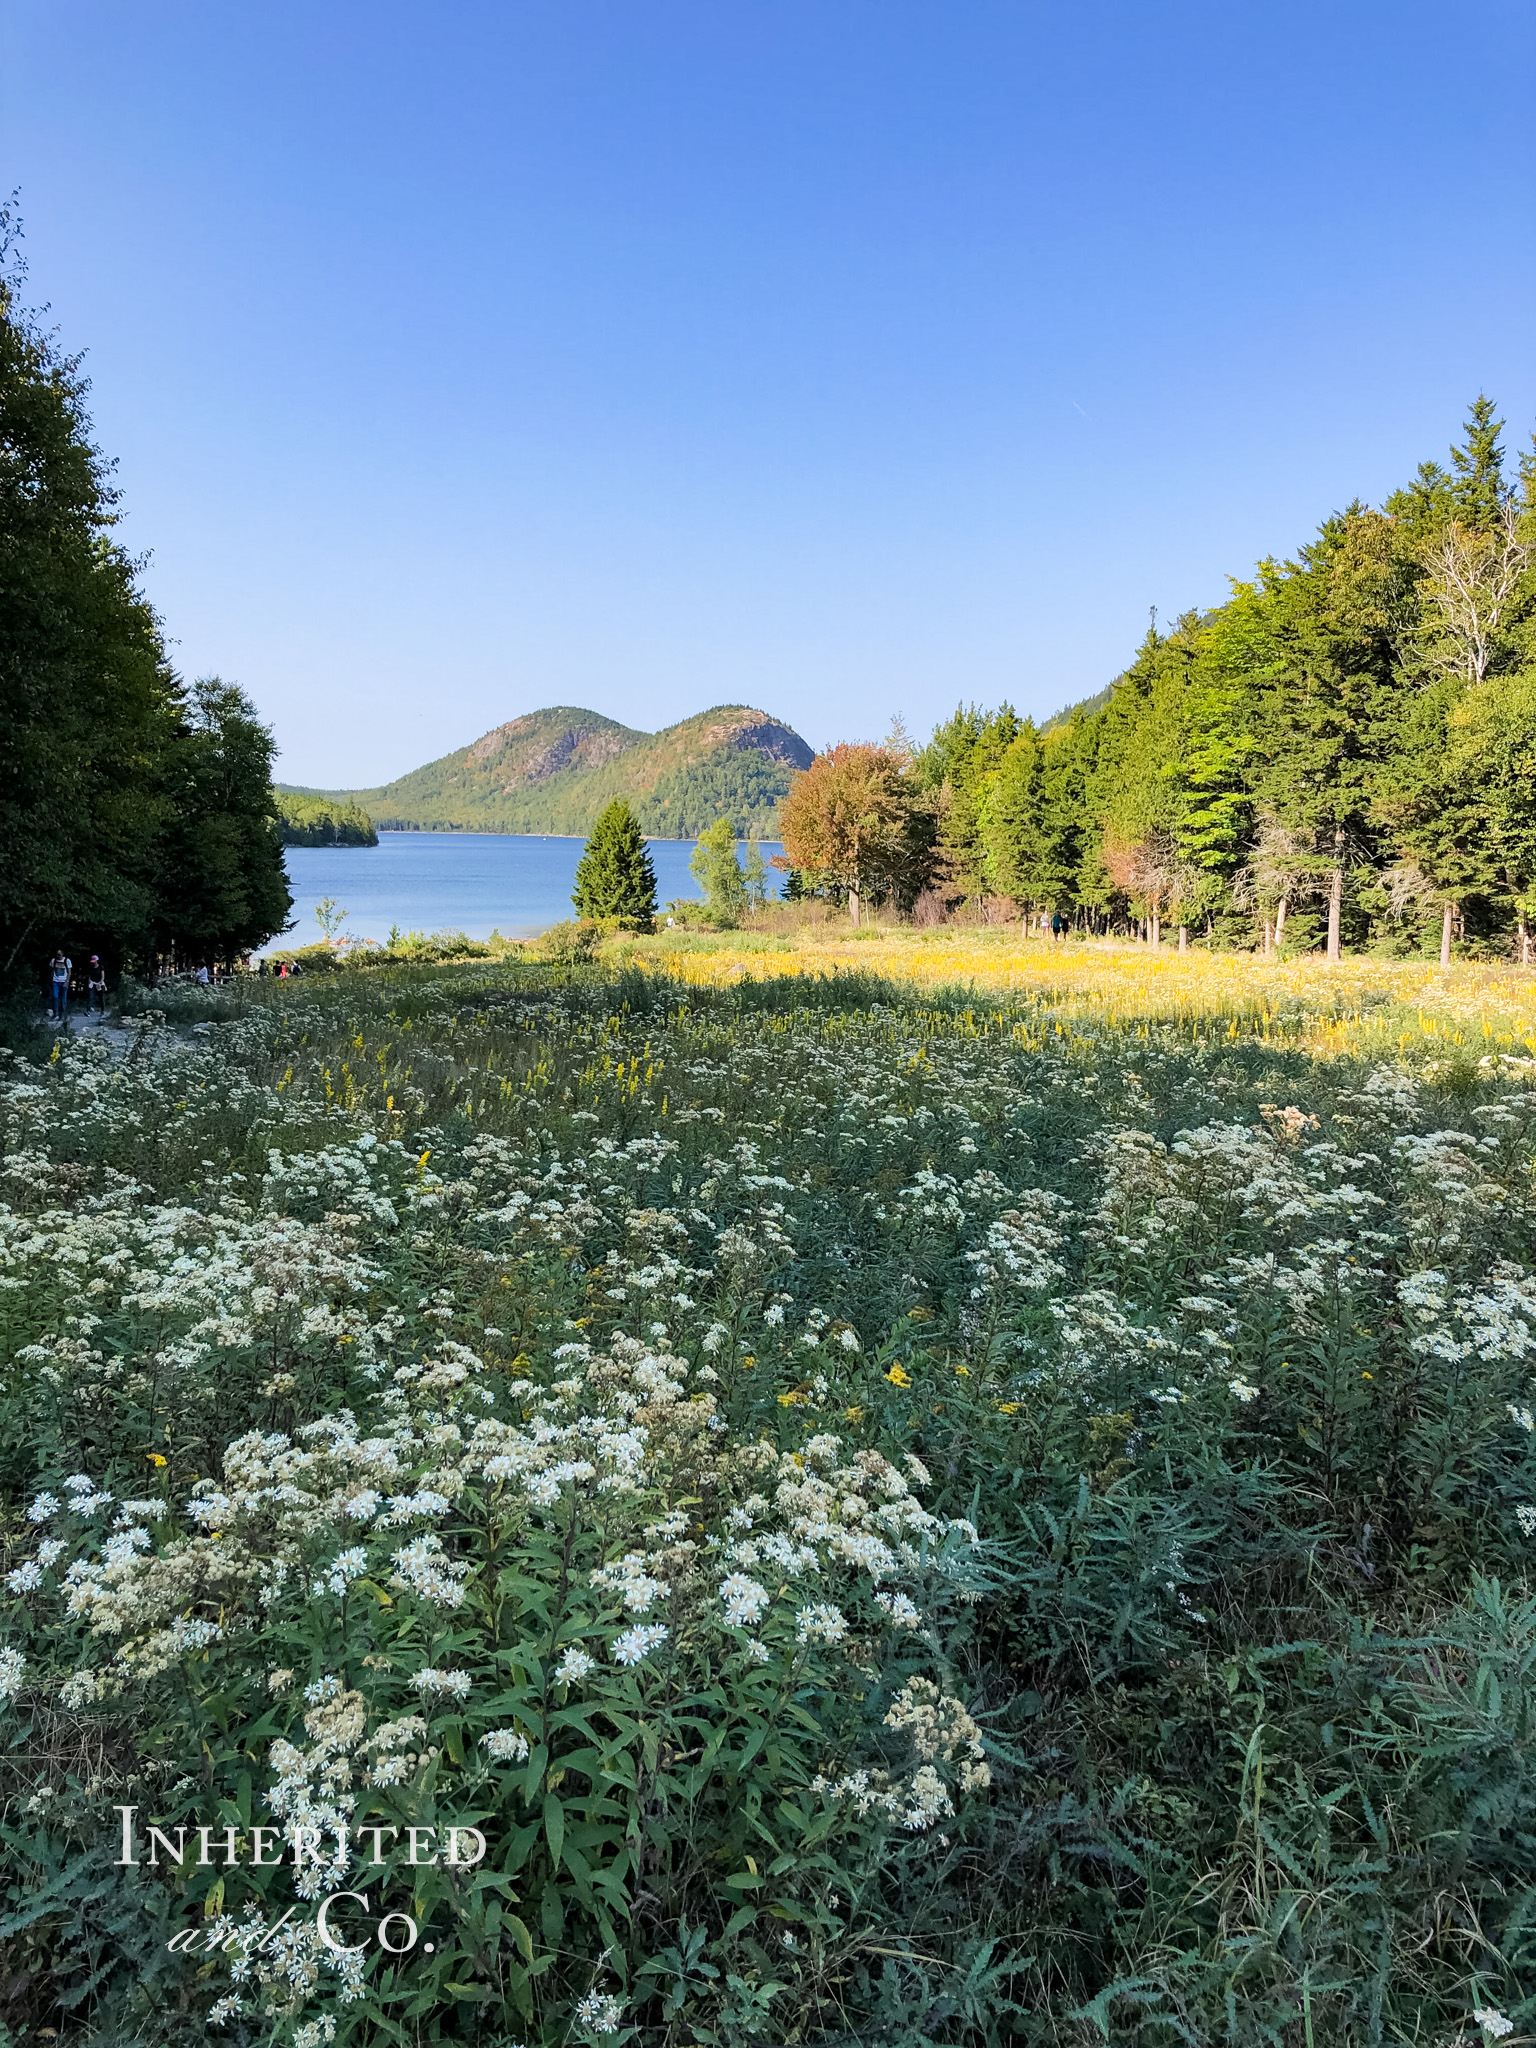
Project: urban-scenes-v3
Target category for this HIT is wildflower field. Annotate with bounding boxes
[3,948,1535,2048]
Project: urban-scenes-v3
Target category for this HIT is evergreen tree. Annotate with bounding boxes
[1449,394,1508,529]
[915,703,1020,899]
[979,721,1073,911]
[689,817,748,924]
[572,800,657,926]
[1453,666,1536,959]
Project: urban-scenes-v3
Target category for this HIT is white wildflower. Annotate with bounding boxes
[795,1603,848,1646]
[482,1728,531,1762]
[411,1667,472,1701]
[611,1622,669,1667]
[312,1546,370,1598]
[575,1991,624,2035]
[719,1573,770,1626]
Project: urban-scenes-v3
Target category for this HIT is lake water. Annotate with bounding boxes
[276,832,785,950]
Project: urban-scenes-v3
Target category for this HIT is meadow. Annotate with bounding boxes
[2,936,1535,2048]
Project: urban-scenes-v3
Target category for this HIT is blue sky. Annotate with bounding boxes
[3,2,1532,787]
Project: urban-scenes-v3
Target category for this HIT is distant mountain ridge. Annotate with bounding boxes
[281,703,814,837]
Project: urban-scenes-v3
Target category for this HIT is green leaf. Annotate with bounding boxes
[543,1793,565,1869]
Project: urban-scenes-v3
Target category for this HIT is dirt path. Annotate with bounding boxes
[52,1008,134,1052]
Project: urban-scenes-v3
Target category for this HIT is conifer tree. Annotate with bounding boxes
[572,800,657,926]
[980,721,1074,912]
[1450,395,1508,529]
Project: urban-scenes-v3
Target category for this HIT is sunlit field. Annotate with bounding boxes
[621,924,1536,1058]
[3,947,1535,2046]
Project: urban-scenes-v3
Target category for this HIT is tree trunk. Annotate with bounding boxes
[1440,900,1454,967]
[1326,838,1344,962]
[1261,920,1273,960]
[1520,908,1531,966]
[1150,911,1161,949]
[1177,925,1188,953]
[848,887,860,927]
[1274,894,1288,953]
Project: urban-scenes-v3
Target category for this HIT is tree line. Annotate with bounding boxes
[0,211,290,985]
[778,399,1536,959]
[274,792,379,848]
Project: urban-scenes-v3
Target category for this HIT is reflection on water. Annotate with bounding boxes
[275,832,784,950]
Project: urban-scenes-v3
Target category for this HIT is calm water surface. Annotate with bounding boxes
[277,833,784,950]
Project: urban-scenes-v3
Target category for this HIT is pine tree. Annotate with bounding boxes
[1450,394,1508,530]
[980,722,1073,911]
[572,800,657,926]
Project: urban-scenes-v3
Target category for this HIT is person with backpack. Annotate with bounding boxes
[87,956,109,1015]
[48,949,71,1021]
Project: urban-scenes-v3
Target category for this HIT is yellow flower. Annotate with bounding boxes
[885,1364,912,1389]
[147,1454,167,1468]
[997,1402,1020,1414]
[953,1363,970,1377]
[844,1405,864,1424]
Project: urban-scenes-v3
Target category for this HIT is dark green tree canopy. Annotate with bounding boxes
[0,211,289,979]
[572,799,658,926]
[920,397,1536,959]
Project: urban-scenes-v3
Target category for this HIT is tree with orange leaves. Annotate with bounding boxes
[777,743,931,925]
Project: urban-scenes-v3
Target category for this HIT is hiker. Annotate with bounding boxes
[87,956,108,1014]
[194,963,210,986]
[48,949,72,1021]
[1051,912,1064,942]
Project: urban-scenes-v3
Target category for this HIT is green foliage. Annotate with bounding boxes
[927,397,1536,954]
[572,801,658,926]
[3,968,1536,2044]
[275,793,379,847]
[0,212,290,981]
[151,677,295,964]
[688,818,748,925]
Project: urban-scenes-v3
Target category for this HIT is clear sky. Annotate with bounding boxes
[3,2,1533,787]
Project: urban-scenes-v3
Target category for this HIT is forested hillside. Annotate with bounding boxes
[273,791,378,846]
[916,399,1536,960]
[291,704,813,837]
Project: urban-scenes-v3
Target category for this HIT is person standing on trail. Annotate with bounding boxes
[194,964,210,986]
[87,956,108,1015]
[48,949,72,1021]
